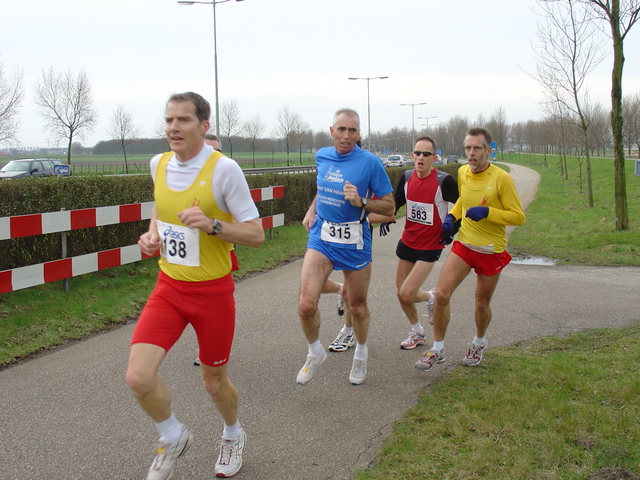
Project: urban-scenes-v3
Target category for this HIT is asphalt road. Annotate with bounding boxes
[1,164,639,480]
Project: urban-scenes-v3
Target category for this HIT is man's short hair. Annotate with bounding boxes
[205,133,219,141]
[415,136,437,152]
[168,92,211,123]
[333,108,360,128]
[466,128,492,148]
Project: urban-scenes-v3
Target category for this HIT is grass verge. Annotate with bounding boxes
[355,326,640,480]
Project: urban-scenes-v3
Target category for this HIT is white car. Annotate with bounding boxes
[386,155,404,167]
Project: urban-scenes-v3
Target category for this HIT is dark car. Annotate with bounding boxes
[0,158,59,179]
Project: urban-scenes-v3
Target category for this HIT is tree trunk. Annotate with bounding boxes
[610,0,629,230]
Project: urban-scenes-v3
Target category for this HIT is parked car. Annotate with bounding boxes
[433,155,444,165]
[386,154,404,167]
[0,158,59,179]
[446,155,459,163]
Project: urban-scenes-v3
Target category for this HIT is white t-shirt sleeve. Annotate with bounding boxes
[149,153,162,184]
[212,157,260,222]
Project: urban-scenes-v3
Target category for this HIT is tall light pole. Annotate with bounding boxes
[418,115,438,130]
[400,102,426,148]
[178,0,245,138]
[349,76,388,150]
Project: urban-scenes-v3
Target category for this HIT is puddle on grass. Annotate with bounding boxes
[511,255,556,266]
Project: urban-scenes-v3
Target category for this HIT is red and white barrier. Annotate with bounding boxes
[0,186,284,293]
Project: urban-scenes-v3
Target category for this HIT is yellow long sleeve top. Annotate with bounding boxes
[450,164,525,254]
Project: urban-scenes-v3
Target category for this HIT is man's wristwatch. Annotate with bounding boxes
[360,197,368,208]
[208,218,222,235]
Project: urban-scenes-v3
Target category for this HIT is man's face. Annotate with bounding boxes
[205,138,221,151]
[165,100,209,161]
[330,113,360,155]
[464,134,491,173]
[412,139,435,175]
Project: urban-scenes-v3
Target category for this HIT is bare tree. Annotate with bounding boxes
[589,102,613,155]
[510,122,526,152]
[0,61,24,145]
[582,0,640,229]
[219,99,242,158]
[534,0,606,207]
[275,105,300,165]
[243,114,265,168]
[107,103,143,174]
[623,91,640,156]
[293,117,310,164]
[487,107,510,160]
[33,68,97,165]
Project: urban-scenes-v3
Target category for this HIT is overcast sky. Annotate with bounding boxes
[2,0,639,149]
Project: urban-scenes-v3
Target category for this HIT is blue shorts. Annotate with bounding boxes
[307,217,372,271]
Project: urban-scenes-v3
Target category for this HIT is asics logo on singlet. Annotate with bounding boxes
[163,226,186,241]
[323,166,344,183]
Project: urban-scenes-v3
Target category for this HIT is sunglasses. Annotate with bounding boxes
[413,151,434,157]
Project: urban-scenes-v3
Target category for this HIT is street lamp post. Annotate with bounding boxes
[400,102,426,148]
[418,116,438,130]
[178,0,245,138]
[349,76,389,150]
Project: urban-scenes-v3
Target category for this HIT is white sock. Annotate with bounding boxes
[432,340,445,352]
[309,340,324,358]
[341,326,353,335]
[412,322,424,334]
[156,413,183,444]
[337,283,344,296]
[354,343,368,360]
[473,336,486,346]
[223,421,241,439]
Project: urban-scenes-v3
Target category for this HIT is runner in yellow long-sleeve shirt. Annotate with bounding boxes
[415,127,525,371]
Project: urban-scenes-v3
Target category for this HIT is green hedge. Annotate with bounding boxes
[0,164,460,271]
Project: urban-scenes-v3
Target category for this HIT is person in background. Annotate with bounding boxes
[126,92,264,479]
[415,127,525,372]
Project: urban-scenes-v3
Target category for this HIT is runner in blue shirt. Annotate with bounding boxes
[297,108,394,386]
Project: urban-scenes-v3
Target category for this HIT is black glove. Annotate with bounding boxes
[465,206,489,222]
[439,214,460,245]
[379,220,396,237]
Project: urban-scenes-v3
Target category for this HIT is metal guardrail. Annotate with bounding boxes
[243,165,316,175]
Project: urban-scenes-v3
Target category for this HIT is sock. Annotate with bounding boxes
[432,340,445,352]
[341,326,353,335]
[222,421,241,439]
[309,340,324,358]
[473,336,486,346]
[156,413,183,444]
[412,322,424,334]
[354,343,368,360]
[337,283,344,296]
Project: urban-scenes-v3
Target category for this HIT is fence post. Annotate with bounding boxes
[61,208,69,293]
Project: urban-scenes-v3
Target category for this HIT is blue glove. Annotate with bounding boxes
[439,214,459,245]
[379,220,396,237]
[465,206,489,222]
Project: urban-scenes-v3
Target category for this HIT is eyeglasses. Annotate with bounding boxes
[413,151,434,157]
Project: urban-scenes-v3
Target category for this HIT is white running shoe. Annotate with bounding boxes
[426,288,435,325]
[214,429,247,478]
[400,330,426,350]
[337,295,345,316]
[462,341,487,366]
[296,350,327,385]
[146,427,193,480]
[349,356,368,385]
[328,331,355,352]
